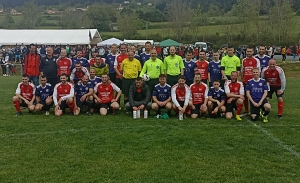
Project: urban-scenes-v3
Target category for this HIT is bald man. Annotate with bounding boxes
[163,46,184,87]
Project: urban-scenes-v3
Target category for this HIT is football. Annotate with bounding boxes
[143,74,150,81]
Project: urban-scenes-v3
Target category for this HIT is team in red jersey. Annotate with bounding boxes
[171,75,192,117]
[53,73,75,116]
[241,47,260,114]
[70,62,90,84]
[195,50,209,83]
[13,74,36,116]
[261,59,286,119]
[113,44,128,89]
[224,71,245,120]
[93,74,122,116]
[56,49,72,76]
[189,74,208,118]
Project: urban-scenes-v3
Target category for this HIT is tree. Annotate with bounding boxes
[117,12,141,39]
[20,0,41,29]
[2,10,15,29]
[166,0,192,41]
[268,0,295,43]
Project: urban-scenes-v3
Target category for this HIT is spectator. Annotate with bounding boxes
[40,47,58,87]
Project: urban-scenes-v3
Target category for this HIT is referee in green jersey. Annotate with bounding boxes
[221,45,241,85]
[140,49,164,94]
[163,46,184,87]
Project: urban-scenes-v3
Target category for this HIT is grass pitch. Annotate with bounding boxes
[0,64,300,182]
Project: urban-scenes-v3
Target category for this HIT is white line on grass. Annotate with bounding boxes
[248,120,300,158]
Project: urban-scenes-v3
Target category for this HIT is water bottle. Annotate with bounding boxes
[179,113,183,120]
[137,110,141,118]
[133,110,137,119]
[144,110,148,119]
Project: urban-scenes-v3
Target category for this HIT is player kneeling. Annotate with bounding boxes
[224,71,244,120]
[246,68,271,122]
[93,74,121,116]
[207,79,226,118]
[151,74,172,116]
[171,75,192,118]
[74,75,94,116]
[53,74,75,116]
[34,76,53,115]
[13,74,36,116]
[190,74,208,118]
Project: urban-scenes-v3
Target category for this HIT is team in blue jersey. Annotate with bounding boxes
[207,79,226,118]
[74,75,94,115]
[34,76,53,115]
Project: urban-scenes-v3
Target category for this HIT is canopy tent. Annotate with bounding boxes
[159,39,180,47]
[97,38,123,46]
[0,29,102,45]
[123,39,154,45]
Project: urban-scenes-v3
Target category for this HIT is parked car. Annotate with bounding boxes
[274,46,282,55]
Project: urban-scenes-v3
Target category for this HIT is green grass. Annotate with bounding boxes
[1,63,300,182]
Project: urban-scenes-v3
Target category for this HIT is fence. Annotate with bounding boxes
[0,64,23,76]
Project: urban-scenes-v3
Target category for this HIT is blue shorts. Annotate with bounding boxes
[15,55,20,59]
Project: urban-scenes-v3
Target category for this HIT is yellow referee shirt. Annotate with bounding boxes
[121,58,142,79]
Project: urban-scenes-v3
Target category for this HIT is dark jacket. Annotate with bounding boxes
[129,82,151,107]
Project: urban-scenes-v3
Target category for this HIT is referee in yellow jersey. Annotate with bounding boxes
[163,46,184,87]
[121,51,142,108]
[139,49,164,94]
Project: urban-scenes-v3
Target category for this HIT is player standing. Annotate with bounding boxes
[255,46,270,70]
[71,50,89,70]
[189,74,208,119]
[221,46,241,85]
[88,68,102,88]
[12,74,36,116]
[53,74,75,116]
[195,50,209,84]
[224,71,244,120]
[105,44,118,83]
[183,50,197,86]
[114,43,128,101]
[90,54,108,77]
[241,47,260,115]
[261,59,286,119]
[34,76,53,115]
[140,42,152,66]
[208,51,222,87]
[246,68,271,122]
[56,49,72,77]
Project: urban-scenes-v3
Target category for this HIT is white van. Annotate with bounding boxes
[194,42,207,51]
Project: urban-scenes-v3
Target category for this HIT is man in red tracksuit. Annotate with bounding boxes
[23,44,41,86]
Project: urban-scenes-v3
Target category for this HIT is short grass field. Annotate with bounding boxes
[1,63,300,182]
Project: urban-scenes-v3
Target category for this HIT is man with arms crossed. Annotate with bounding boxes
[224,71,244,120]
[151,74,172,116]
[53,73,75,116]
[190,74,208,119]
[93,74,122,116]
[13,74,36,116]
[246,67,271,122]
[34,76,53,116]
[221,45,241,85]
[261,59,286,119]
[74,75,94,116]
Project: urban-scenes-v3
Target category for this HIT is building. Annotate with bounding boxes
[10,9,22,15]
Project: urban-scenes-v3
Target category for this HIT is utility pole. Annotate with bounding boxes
[146,21,148,39]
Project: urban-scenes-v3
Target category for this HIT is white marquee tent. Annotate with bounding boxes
[97,38,123,46]
[0,29,102,45]
[123,39,154,45]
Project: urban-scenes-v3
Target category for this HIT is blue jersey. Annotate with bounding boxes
[208,61,222,85]
[71,57,89,70]
[255,55,270,70]
[183,60,197,82]
[208,87,225,102]
[152,84,171,102]
[246,78,268,103]
[35,83,53,101]
[74,83,93,101]
[88,76,102,88]
[140,52,151,66]
[134,54,140,61]
[105,53,117,73]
